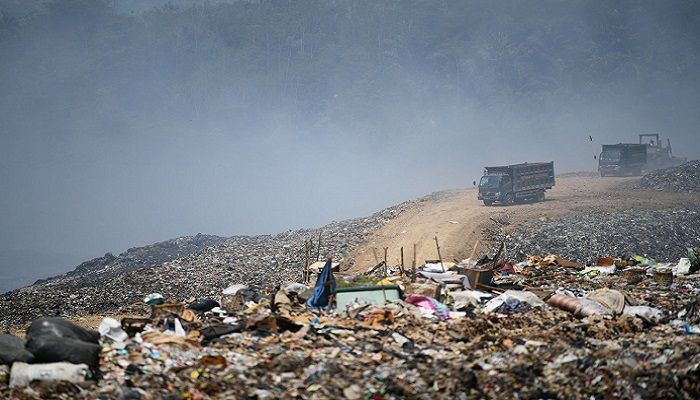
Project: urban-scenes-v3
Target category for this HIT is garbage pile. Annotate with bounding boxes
[28,234,227,288]
[0,203,410,328]
[641,160,700,192]
[2,251,699,399]
[505,207,700,263]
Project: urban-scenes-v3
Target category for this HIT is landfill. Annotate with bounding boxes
[1,249,699,399]
[504,207,700,264]
[641,160,700,193]
[0,202,412,327]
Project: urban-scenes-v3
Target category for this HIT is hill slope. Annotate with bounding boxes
[2,173,700,327]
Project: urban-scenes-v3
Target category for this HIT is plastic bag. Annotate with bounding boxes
[25,335,101,368]
[187,299,220,312]
[27,317,100,344]
[9,362,88,388]
[0,334,34,365]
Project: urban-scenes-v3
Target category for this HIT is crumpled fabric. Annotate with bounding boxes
[586,289,626,314]
[405,294,450,320]
[483,290,546,313]
[496,298,531,314]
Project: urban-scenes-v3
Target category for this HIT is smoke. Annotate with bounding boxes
[1,0,699,290]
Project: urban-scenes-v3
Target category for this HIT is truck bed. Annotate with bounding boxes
[484,162,555,192]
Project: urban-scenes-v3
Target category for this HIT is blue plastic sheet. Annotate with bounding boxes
[306,260,336,310]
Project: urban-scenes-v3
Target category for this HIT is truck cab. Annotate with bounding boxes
[598,144,646,176]
[478,175,513,205]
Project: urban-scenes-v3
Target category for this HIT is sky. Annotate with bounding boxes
[1,0,699,292]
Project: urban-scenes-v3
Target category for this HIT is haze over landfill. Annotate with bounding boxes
[1,0,699,291]
[2,2,700,399]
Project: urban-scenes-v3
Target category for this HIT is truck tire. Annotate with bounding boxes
[483,200,493,206]
[503,193,514,205]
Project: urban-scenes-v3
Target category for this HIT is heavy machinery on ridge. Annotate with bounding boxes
[598,134,686,177]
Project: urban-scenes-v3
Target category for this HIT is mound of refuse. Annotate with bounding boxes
[2,253,700,399]
[0,203,411,328]
[641,160,700,192]
[505,207,700,264]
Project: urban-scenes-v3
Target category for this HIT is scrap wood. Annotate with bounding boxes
[141,331,200,349]
[476,283,506,293]
[365,260,385,275]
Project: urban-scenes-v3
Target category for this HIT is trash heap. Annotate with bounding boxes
[0,202,412,327]
[505,207,700,263]
[2,250,700,399]
[641,160,700,192]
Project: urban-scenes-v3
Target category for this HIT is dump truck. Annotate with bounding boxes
[598,134,686,176]
[598,144,647,177]
[477,162,555,206]
[638,134,686,170]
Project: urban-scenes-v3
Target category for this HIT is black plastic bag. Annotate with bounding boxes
[26,317,100,344]
[0,333,34,365]
[25,335,101,368]
[187,299,220,312]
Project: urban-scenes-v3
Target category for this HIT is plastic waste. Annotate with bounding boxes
[623,306,663,322]
[0,333,34,365]
[449,289,493,310]
[673,258,692,276]
[577,298,614,317]
[26,335,101,368]
[483,290,545,313]
[284,283,310,294]
[579,265,616,276]
[585,289,625,314]
[27,317,100,344]
[174,318,186,337]
[143,293,165,305]
[9,362,88,388]
[187,299,220,312]
[99,317,128,342]
[306,260,335,310]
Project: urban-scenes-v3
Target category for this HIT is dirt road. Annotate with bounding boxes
[345,173,700,273]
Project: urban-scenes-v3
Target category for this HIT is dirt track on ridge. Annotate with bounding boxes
[344,173,700,273]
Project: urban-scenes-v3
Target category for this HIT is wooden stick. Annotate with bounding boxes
[383,247,388,277]
[434,236,445,272]
[412,243,417,283]
[400,247,405,276]
[315,231,322,261]
[469,239,479,261]
[304,240,310,283]
[365,260,385,275]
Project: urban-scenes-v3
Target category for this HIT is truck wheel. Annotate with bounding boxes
[503,193,514,205]
[483,200,493,206]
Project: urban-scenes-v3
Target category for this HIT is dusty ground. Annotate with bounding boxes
[345,173,700,273]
